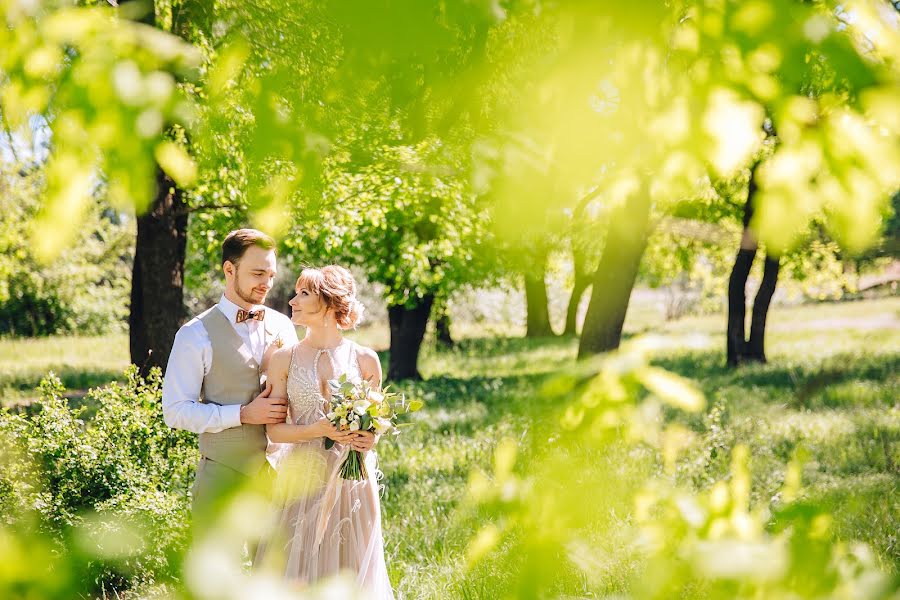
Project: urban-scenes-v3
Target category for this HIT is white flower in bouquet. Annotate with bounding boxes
[373,417,392,436]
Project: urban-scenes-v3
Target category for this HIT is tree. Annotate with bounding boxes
[284,141,492,380]
[481,135,578,340]
[2,0,335,368]
[6,0,900,371]
[0,160,132,336]
[1,0,203,366]
[578,183,653,355]
[433,296,455,348]
[204,0,513,378]
[122,0,194,374]
[522,247,555,337]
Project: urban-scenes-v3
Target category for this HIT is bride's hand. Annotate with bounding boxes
[314,418,356,444]
[350,430,376,452]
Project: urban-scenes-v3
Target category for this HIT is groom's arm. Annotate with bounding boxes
[162,324,242,433]
[273,312,299,350]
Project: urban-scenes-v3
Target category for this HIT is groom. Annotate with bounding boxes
[162,228,298,520]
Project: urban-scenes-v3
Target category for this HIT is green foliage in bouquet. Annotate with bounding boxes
[324,373,423,480]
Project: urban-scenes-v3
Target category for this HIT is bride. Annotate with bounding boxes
[256,265,394,598]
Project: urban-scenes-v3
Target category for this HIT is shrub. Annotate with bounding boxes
[0,367,197,595]
[0,165,132,337]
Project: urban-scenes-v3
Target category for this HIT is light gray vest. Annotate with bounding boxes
[197,307,268,476]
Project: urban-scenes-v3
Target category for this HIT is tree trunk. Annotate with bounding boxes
[524,255,554,337]
[121,0,194,376]
[840,257,858,298]
[745,254,780,362]
[726,244,756,366]
[435,309,454,348]
[564,271,591,336]
[564,187,602,336]
[387,294,435,380]
[129,169,188,375]
[725,158,780,367]
[578,187,652,358]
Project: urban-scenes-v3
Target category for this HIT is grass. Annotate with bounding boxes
[0,333,129,404]
[1,296,898,596]
[381,297,900,596]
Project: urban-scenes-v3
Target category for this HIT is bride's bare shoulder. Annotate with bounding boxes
[354,344,382,377]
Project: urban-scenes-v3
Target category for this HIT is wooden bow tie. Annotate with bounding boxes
[235,309,265,323]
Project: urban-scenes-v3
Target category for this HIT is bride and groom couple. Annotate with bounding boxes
[161,228,394,598]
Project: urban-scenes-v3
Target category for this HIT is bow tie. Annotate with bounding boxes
[236,309,265,323]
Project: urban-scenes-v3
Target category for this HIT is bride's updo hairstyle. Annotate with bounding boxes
[295,265,365,330]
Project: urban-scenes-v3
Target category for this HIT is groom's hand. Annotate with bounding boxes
[239,383,289,424]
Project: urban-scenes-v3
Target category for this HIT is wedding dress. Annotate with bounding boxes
[258,340,394,598]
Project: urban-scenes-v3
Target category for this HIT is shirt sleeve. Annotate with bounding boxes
[162,324,242,433]
[280,317,300,346]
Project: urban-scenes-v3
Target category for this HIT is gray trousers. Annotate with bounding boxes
[192,457,249,516]
[191,456,276,565]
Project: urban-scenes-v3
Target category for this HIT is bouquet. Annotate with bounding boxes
[324,373,422,480]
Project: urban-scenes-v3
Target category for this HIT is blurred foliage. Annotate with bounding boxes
[475,0,900,262]
[2,0,900,596]
[0,0,201,261]
[283,141,495,308]
[172,0,507,311]
[4,0,898,291]
[0,161,133,336]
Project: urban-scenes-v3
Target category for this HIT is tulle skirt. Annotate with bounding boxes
[257,439,394,599]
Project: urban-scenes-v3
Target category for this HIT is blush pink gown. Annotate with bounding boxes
[258,341,394,598]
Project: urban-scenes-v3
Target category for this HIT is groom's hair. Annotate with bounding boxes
[221,229,276,266]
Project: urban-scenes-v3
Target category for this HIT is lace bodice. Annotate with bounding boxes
[286,341,362,424]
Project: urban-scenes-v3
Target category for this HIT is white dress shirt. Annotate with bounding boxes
[162,295,298,434]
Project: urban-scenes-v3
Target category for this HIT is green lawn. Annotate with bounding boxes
[381,297,899,596]
[2,297,898,596]
[0,333,129,404]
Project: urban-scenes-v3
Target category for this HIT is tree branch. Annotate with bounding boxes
[179,203,245,216]
[0,103,20,165]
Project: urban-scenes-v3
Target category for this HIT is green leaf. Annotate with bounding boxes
[636,367,706,412]
[154,141,197,188]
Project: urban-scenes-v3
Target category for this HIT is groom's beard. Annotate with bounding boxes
[234,273,267,306]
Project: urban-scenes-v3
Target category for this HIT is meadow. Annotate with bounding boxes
[381,297,900,596]
[1,295,898,597]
